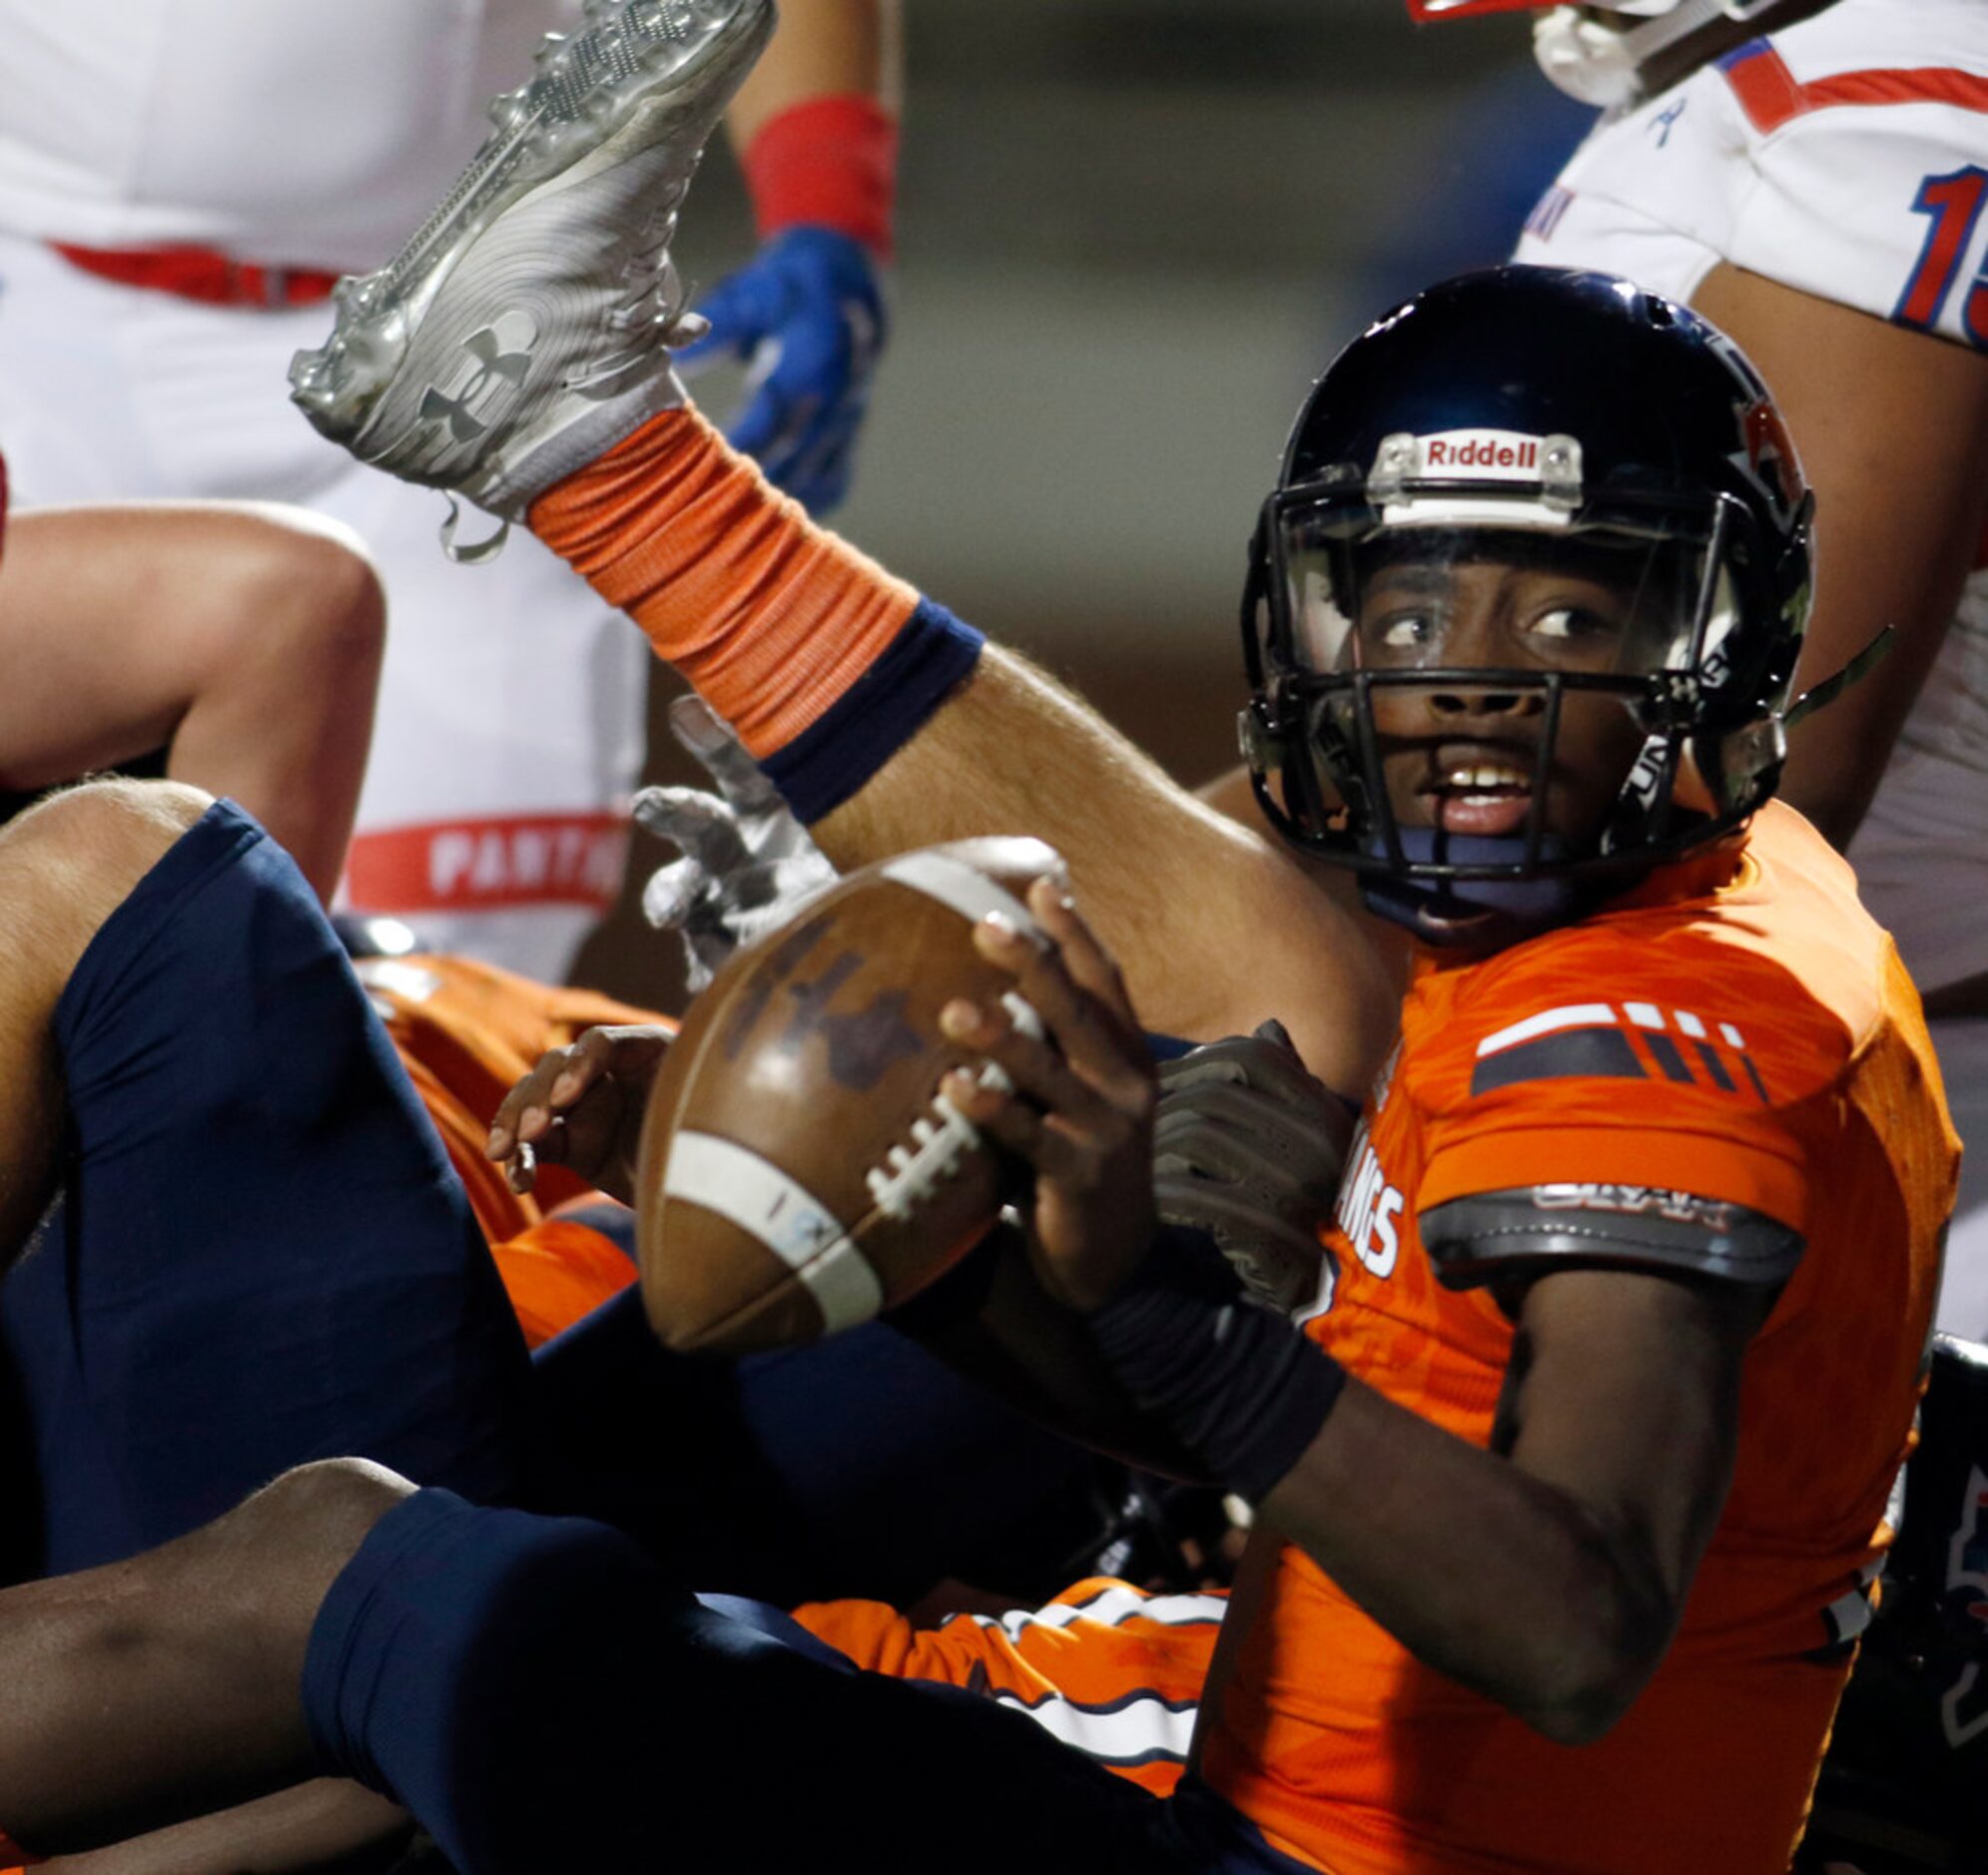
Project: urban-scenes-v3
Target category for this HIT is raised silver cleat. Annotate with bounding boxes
[290,0,774,546]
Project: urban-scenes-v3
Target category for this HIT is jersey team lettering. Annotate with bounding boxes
[1335,1134,1404,1282]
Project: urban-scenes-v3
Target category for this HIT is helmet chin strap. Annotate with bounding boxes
[1358,829,1610,944]
[1532,0,1776,107]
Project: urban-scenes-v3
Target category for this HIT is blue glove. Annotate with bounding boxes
[678,226,887,516]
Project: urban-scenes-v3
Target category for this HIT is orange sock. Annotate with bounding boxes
[528,408,984,820]
[528,409,907,748]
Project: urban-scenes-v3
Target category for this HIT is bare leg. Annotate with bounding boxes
[813,651,1403,1094]
[0,505,384,901]
[0,779,211,1267]
[0,1460,409,1860]
[36,1783,413,1875]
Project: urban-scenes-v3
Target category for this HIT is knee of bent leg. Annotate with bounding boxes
[0,775,212,883]
[3,776,212,869]
[0,780,214,983]
[221,508,386,685]
[228,1460,416,1629]
[253,1459,414,1554]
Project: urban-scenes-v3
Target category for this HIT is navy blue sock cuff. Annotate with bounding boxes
[304,1486,701,1875]
[760,597,984,823]
[302,1487,475,1794]
[303,1490,664,1782]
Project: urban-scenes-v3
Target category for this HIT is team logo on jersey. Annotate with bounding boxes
[1533,1183,1738,1230]
[418,312,538,446]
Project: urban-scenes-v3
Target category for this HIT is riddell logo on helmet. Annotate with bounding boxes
[1419,430,1544,478]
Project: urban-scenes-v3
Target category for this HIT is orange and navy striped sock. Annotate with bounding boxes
[527,409,981,822]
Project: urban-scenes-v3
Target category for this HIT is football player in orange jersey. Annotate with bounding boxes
[464,274,1950,1873]
[2,257,1947,1861]
[0,11,1955,1872]
[754,276,1955,1872]
[272,12,1955,1858]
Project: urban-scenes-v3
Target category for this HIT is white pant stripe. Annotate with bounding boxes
[994,1690,1199,1767]
[974,1583,1228,1642]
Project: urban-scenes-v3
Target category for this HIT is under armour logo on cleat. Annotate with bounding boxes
[418,315,537,445]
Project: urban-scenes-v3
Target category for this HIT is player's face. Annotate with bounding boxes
[1351,546,1660,846]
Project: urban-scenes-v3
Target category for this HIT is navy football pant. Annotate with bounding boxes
[0,802,539,1577]
[532,1285,1102,1605]
[0,805,1294,1866]
[304,1488,1310,1875]
[0,801,1096,1601]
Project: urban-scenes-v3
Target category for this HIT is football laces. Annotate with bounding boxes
[865,992,1041,1220]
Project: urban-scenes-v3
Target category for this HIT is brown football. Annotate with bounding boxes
[635,836,1065,1354]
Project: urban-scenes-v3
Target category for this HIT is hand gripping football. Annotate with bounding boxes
[635,836,1064,1354]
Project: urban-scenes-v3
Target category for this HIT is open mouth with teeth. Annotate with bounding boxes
[1415,750,1542,839]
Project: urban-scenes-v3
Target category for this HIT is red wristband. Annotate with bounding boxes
[741,94,898,261]
[0,1825,44,1866]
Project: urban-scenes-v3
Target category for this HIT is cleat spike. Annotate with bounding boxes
[487,87,533,132]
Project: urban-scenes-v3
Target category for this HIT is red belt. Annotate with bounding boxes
[50,241,340,308]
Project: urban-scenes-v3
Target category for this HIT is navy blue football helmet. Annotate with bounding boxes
[1239,266,1814,937]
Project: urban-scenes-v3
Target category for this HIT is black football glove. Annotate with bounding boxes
[1151,1020,1354,1314]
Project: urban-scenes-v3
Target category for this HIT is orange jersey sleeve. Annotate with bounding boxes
[1204,806,1955,1875]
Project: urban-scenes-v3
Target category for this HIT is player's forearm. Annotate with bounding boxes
[1260,1381,1677,1744]
[723,0,901,152]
